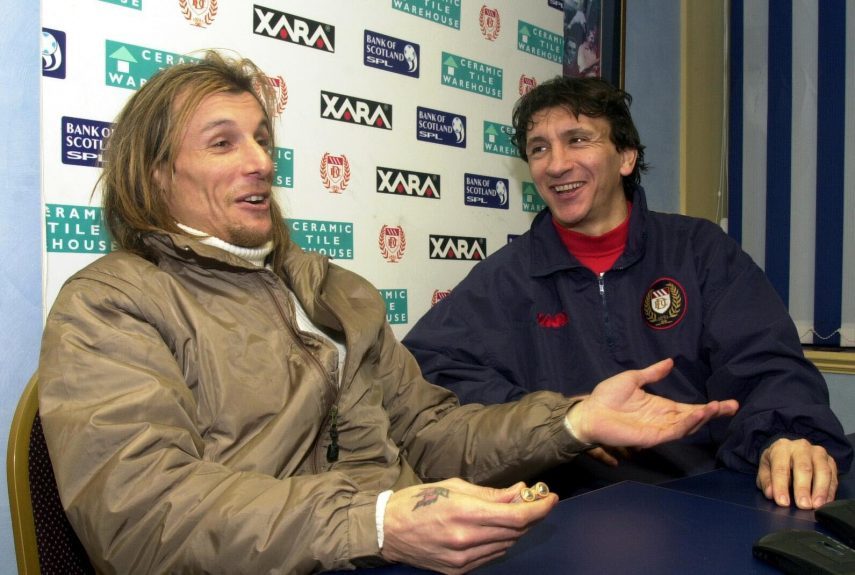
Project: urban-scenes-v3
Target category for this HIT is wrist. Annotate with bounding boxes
[564,400,598,450]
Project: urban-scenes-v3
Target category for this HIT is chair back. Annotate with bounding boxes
[7,373,94,574]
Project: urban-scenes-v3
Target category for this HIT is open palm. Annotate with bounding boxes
[570,359,739,448]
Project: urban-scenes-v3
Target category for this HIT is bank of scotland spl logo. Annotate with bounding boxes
[320,153,350,194]
[179,0,218,27]
[379,225,406,263]
[479,6,501,41]
[642,278,687,330]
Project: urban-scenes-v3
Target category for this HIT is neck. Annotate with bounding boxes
[176,223,274,268]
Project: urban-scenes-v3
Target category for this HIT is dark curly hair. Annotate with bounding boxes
[512,76,648,188]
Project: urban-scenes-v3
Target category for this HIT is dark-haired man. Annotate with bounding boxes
[404,76,852,509]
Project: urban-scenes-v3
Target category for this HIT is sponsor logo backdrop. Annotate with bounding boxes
[41,0,560,338]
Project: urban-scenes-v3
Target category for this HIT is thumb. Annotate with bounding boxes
[635,358,674,389]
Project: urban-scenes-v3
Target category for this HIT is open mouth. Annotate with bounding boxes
[552,182,583,195]
[242,195,267,205]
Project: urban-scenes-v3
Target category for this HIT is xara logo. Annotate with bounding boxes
[377,167,440,199]
[429,235,487,261]
[321,91,392,130]
[253,5,335,52]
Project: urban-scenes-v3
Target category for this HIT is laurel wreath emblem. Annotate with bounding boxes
[479,8,501,41]
[320,154,351,193]
[179,0,218,28]
[643,282,684,326]
[378,226,407,262]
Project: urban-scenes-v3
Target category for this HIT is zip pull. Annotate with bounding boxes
[326,405,339,462]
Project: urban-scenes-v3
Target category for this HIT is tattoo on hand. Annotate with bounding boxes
[412,487,450,510]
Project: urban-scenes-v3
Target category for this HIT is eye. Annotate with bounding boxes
[211,139,231,149]
[527,144,547,156]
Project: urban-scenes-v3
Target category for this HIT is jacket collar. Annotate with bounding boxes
[529,183,649,278]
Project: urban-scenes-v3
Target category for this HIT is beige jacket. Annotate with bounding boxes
[39,232,582,574]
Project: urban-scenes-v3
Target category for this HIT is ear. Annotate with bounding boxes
[151,163,168,192]
[619,148,638,177]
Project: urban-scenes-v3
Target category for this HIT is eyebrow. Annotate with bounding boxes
[198,118,269,135]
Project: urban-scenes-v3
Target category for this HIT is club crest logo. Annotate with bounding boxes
[320,153,351,194]
[519,74,538,95]
[253,74,289,117]
[479,6,501,41]
[642,278,687,330]
[379,225,407,263]
[179,0,218,28]
[431,289,451,306]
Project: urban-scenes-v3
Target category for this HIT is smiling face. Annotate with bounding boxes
[525,105,637,236]
[162,90,274,247]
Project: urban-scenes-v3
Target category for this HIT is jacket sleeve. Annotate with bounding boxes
[39,274,381,575]
[697,226,853,473]
[402,272,532,405]
[381,323,584,488]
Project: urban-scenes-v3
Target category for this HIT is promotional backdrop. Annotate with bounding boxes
[40,0,564,339]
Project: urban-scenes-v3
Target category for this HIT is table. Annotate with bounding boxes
[335,471,852,574]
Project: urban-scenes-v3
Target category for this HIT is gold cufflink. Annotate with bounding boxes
[520,482,549,502]
[521,487,536,502]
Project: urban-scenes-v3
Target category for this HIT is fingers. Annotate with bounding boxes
[756,439,839,509]
[585,446,620,467]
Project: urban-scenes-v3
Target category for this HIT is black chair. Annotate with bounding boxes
[7,373,94,574]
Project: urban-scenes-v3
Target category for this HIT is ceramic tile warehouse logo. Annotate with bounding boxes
[288,219,353,259]
[522,182,547,213]
[379,289,408,324]
[364,30,419,78]
[46,204,115,253]
[392,0,461,30]
[441,52,503,99]
[100,0,141,9]
[253,5,335,52]
[517,21,562,63]
[483,121,519,158]
[42,28,66,79]
[464,173,509,210]
[416,106,466,148]
[321,91,392,130]
[105,41,198,90]
[377,167,440,199]
[273,147,294,188]
[429,235,487,261]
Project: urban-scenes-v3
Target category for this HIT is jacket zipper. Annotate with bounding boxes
[598,272,615,352]
[260,277,340,474]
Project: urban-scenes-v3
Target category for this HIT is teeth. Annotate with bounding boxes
[245,195,265,204]
[553,183,582,193]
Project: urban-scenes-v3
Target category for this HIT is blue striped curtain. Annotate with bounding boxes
[729,0,854,348]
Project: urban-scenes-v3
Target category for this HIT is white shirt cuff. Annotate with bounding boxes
[375,489,394,549]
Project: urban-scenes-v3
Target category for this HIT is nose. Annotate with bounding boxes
[245,139,273,178]
[546,146,572,177]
